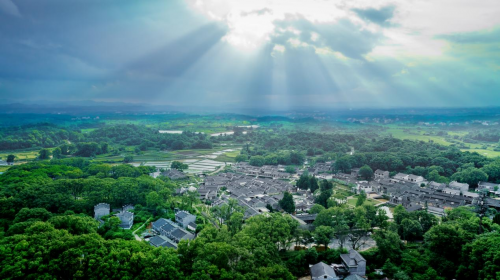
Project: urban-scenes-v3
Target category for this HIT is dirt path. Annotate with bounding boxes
[207,164,226,176]
[132,217,152,241]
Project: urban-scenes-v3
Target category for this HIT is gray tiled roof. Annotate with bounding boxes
[152,218,169,230]
[176,211,190,219]
[149,235,167,247]
[161,222,178,233]
[171,228,193,240]
[310,262,336,278]
[340,250,366,267]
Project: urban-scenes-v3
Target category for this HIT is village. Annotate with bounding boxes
[92,159,500,280]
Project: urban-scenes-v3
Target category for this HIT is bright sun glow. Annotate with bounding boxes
[188,0,500,57]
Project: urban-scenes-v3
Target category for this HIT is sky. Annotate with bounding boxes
[0,0,499,110]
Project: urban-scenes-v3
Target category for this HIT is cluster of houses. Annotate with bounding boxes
[199,172,295,218]
[161,169,187,180]
[335,170,500,215]
[233,162,294,179]
[94,203,135,229]
[149,210,197,248]
[310,249,366,280]
[298,162,334,176]
[478,181,500,196]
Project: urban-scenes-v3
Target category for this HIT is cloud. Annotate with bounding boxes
[1,0,500,109]
[272,16,382,59]
[352,5,396,26]
[436,27,500,44]
[241,8,272,17]
[0,0,21,17]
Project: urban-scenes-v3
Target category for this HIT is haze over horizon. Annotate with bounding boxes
[1,0,500,110]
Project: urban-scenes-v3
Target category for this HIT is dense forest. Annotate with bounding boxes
[237,131,499,186]
[0,123,213,153]
[0,123,83,150]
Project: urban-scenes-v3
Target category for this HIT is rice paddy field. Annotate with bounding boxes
[129,148,240,174]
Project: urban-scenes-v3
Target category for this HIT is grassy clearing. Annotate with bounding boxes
[383,127,452,146]
[347,195,379,208]
[381,125,500,158]
[463,149,500,158]
[0,166,11,172]
[0,150,39,162]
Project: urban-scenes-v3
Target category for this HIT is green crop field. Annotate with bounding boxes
[0,150,40,162]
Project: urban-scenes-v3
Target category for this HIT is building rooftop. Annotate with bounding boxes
[340,249,366,267]
[310,262,337,279]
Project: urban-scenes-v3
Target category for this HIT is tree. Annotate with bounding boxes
[98,142,109,154]
[6,154,15,163]
[309,204,325,214]
[279,192,295,214]
[335,156,351,173]
[394,271,411,280]
[52,147,62,159]
[356,190,367,207]
[227,212,244,236]
[451,167,488,187]
[171,140,185,150]
[249,155,265,167]
[146,191,162,208]
[481,161,500,183]
[211,198,244,225]
[74,142,101,157]
[457,231,500,280]
[493,213,500,225]
[313,225,334,248]
[38,148,51,160]
[235,154,248,162]
[376,208,389,229]
[319,179,332,192]
[427,169,449,183]
[373,230,404,264]
[309,176,319,192]
[315,188,332,208]
[401,218,423,241]
[359,165,374,180]
[285,166,296,174]
[348,206,372,250]
[296,173,310,190]
[171,161,188,171]
[123,155,134,163]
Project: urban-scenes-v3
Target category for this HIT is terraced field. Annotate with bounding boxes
[129,148,240,174]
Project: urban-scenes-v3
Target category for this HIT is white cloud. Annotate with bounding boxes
[187,0,500,58]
